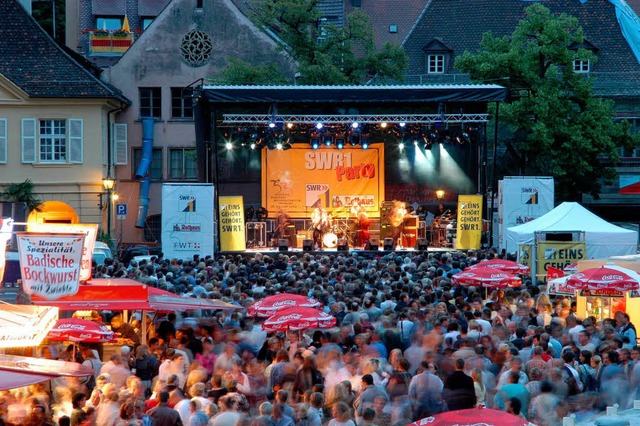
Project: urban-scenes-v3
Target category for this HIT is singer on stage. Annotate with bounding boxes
[311,206,329,249]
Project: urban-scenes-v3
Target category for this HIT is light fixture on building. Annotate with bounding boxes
[436,189,445,200]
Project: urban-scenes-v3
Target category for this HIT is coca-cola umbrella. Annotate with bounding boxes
[467,258,530,275]
[566,264,640,292]
[46,318,115,343]
[407,407,535,426]
[262,307,336,332]
[453,267,522,289]
[248,293,321,317]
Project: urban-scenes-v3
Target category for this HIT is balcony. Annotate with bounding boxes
[88,31,136,55]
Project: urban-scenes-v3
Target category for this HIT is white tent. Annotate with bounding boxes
[505,202,638,259]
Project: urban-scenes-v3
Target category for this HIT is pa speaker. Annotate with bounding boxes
[302,239,313,252]
[278,239,289,252]
[337,238,348,251]
[415,238,429,251]
[383,238,395,251]
[365,238,379,251]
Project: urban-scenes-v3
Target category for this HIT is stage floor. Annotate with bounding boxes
[221,245,457,257]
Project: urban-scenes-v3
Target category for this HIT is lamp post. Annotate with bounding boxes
[436,189,445,201]
[102,175,115,239]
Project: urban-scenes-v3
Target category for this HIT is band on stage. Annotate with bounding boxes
[269,200,456,250]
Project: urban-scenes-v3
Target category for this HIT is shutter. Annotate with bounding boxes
[0,119,6,164]
[21,118,36,163]
[69,118,83,163]
[113,123,128,165]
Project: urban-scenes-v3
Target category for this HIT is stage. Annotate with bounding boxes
[220,245,458,258]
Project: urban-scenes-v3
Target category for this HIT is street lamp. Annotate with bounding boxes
[436,189,445,200]
[102,175,115,240]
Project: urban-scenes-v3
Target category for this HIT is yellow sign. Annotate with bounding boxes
[262,144,385,217]
[536,241,586,278]
[218,196,246,252]
[518,244,532,271]
[455,195,483,250]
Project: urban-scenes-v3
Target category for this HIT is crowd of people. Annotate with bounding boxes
[2,248,639,426]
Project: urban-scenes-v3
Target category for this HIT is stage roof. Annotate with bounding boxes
[199,84,508,104]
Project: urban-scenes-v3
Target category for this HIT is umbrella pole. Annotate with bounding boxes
[142,311,148,345]
[72,344,76,362]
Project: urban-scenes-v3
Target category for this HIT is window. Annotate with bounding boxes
[133,148,163,179]
[0,118,6,164]
[427,54,445,74]
[573,59,590,73]
[39,120,67,162]
[169,148,197,180]
[171,88,194,119]
[389,24,398,33]
[96,17,123,31]
[142,18,154,29]
[139,87,161,119]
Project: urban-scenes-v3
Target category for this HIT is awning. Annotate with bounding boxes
[0,303,58,348]
[31,278,239,312]
[0,354,94,391]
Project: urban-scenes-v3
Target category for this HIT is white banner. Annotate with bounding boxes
[499,177,554,252]
[161,184,215,260]
[17,232,85,299]
[27,223,98,282]
[0,218,14,284]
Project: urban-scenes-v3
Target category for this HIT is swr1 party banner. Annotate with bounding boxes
[262,144,385,217]
[16,232,85,299]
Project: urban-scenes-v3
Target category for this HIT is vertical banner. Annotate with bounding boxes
[0,218,14,283]
[161,184,215,260]
[218,196,246,252]
[536,241,586,279]
[499,177,554,251]
[26,223,98,282]
[518,244,532,269]
[16,232,85,299]
[456,195,483,250]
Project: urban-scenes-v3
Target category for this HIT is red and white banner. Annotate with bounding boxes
[0,218,14,284]
[16,232,85,299]
[27,223,98,282]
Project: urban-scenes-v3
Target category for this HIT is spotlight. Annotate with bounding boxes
[276,142,283,150]
[361,139,369,149]
[250,143,256,150]
[413,140,418,146]
[268,121,276,129]
[286,122,294,129]
[336,138,345,149]
[324,135,333,147]
[225,141,233,150]
[310,138,320,150]
[316,122,324,130]
[351,122,359,129]
[398,142,405,150]
[424,142,433,151]
[399,122,406,128]
[349,134,360,146]
[380,122,388,129]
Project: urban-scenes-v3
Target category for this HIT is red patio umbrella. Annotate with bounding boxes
[407,407,535,426]
[566,265,640,292]
[452,267,522,288]
[468,259,530,275]
[262,307,336,332]
[248,293,321,317]
[46,318,115,343]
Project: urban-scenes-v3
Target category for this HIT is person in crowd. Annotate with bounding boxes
[148,391,183,426]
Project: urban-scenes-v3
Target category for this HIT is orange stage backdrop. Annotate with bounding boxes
[262,144,385,218]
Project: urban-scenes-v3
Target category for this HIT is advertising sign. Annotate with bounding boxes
[455,195,483,250]
[0,218,14,283]
[518,244,532,272]
[219,196,246,252]
[536,241,586,278]
[27,223,98,282]
[262,144,385,217]
[16,232,85,299]
[499,177,554,251]
[161,184,215,260]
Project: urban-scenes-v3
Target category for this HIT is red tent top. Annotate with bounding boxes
[31,278,239,311]
[0,354,93,391]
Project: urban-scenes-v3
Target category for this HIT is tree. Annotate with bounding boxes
[455,3,637,200]
[32,0,66,44]
[208,58,290,85]
[1,179,42,211]
[214,0,407,85]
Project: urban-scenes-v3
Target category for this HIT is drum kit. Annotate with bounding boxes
[312,207,358,248]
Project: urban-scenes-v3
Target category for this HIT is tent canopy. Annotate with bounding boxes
[505,202,638,259]
[31,278,239,312]
[0,354,93,391]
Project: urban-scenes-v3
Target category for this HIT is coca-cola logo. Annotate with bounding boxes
[490,274,508,279]
[277,314,302,321]
[602,274,625,281]
[272,300,297,307]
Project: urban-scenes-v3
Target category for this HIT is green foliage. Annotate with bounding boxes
[213,0,407,85]
[1,179,42,211]
[32,0,66,44]
[455,3,638,200]
[96,227,116,253]
[208,58,289,85]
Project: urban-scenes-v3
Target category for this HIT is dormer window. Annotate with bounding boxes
[423,39,453,75]
[573,59,590,73]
